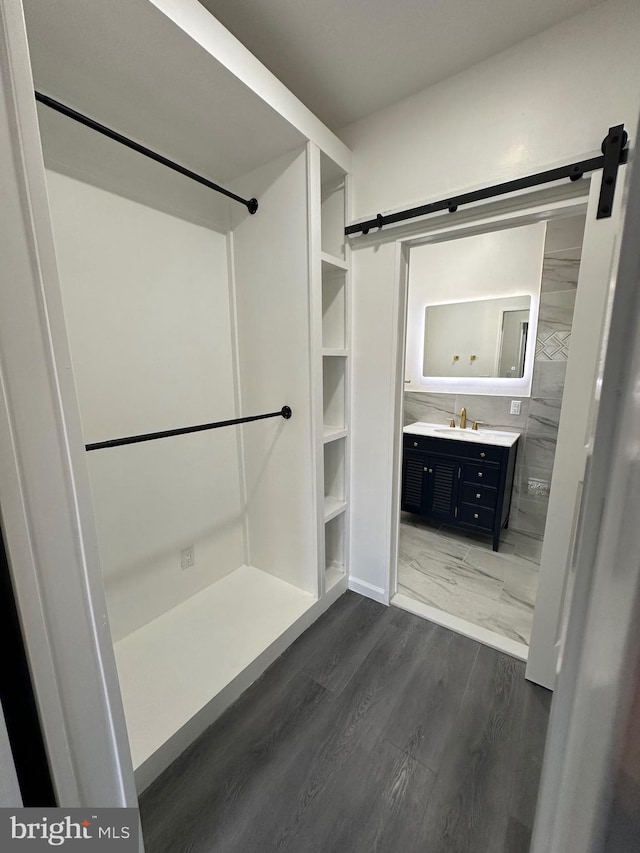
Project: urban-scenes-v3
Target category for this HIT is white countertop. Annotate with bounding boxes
[403,421,520,448]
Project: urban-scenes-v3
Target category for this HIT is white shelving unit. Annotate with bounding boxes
[310,147,351,594]
[17,0,353,794]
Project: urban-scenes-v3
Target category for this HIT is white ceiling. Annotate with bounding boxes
[199,0,604,131]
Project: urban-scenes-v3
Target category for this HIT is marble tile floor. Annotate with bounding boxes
[398,513,542,645]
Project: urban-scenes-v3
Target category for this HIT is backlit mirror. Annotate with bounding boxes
[423,295,531,378]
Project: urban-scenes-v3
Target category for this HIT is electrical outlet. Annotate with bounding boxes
[181,545,195,570]
[510,400,521,416]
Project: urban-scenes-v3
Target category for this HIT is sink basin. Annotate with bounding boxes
[403,422,520,448]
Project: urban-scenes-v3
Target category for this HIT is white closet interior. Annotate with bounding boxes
[22,0,351,791]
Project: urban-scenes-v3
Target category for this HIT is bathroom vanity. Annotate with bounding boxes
[402,422,520,551]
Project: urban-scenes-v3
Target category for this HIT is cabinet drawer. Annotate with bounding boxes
[458,443,503,463]
[403,434,431,452]
[403,433,505,463]
[462,463,500,488]
[459,503,495,530]
[461,482,497,509]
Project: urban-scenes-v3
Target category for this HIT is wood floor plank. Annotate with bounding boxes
[139,670,332,852]
[259,589,364,685]
[139,596,550,853]
[220,615,434,852]
[510,679,552,832]
[302,596,395,694]
[278,738,436,853]
[421,646,525,853]
[384,611,479,772]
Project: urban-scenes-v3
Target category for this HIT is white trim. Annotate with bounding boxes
[225,230,251,568]
[0,0,136,806]
[348,577,386,603]
[383,180,591,669]
[307,142,325,597]
[392,593,528,661]
[150,0,351,173]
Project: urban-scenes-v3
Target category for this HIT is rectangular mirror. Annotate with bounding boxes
[423,295,531,378]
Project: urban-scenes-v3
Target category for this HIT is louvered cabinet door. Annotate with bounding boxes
[425,456,460,524]
[401,451,429,513]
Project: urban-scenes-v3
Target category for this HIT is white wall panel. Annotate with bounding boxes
[46,170,244,640]
[342,0,640,599]
[231,149,317,592]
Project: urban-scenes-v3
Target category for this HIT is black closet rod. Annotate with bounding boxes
[85,406,292,452]
[35,91,259,214]
[345,124,629,236]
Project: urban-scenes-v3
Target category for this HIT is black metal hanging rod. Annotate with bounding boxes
[345,125,629,236]
[85,406,292,452]
[35,91,259,215]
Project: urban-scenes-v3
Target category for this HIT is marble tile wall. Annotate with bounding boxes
[404,250,580,539]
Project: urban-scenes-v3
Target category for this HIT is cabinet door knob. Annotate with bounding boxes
[474,513,479,519]
[428,468,433,473]
[480,451,486,458]
[476,493,481,499]
[413,441,418,447]
[478,472,483,478]
[423,467,428,472]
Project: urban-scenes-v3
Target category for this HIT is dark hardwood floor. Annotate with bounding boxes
[139,592,551,853]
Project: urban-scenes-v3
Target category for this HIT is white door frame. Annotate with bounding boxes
[385,171,624,683]
[0,1,137,808]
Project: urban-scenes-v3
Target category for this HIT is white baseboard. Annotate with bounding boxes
[348,576,387,604]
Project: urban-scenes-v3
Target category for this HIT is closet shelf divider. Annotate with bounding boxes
[321,251,348,272]
[324,496,348,522]
[323,426,348,444]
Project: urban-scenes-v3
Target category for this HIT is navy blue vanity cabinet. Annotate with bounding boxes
[401,432,519,551]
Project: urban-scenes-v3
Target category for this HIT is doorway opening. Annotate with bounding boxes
[393,207,587,659]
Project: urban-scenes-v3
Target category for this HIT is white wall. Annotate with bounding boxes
[46,171,245,640]
[407,223,544,390]
[339,0,640,597]
[231,148,318,593]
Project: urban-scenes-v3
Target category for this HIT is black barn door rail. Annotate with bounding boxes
[35,91,259,214]
[85,406,292,452]
[345,125,629,237]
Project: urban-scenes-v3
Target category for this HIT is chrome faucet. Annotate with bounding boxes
[459,407,467,429]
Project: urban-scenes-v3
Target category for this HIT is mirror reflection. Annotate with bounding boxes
[423,295,531,378]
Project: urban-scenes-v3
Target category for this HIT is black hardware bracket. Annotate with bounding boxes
[345,125,629,236]
[597,124,628,219]
[35,91,259,215]
[85,406,292,451]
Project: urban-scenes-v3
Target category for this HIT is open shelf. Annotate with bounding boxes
[323,425,348,444]
[325,564,345,592]
[321,157,346,260]
[324,496,347,522]
[323,438,346,522]
[323,348,348,357]
[321,251,348,272]
[325,513,346,577]
[322,356,346,429]
[322,259,346,349]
